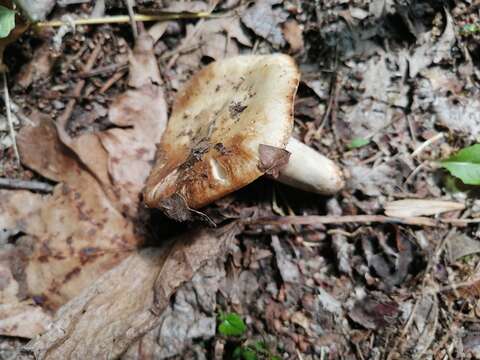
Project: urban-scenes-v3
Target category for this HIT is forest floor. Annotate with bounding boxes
[1,0,480,359]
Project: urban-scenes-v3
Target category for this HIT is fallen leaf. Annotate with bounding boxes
[408,10,455,78]
[0,301,52,339]
[399,295,438,355]
[18,224,240,360]
[348,163,400,196]
[62,33,167,217]
[14,0,55,21]
[125,260,225,359]
[0,33,167,338]
[282,20,304,53]
[258,144,291,178]
[385,199,465,217]
[349,294,398,330]
[447,234,480,262]
[241,0,287,47]
[127,33,162,88]
[17,42,57,88]
[271,235,301,284]
[1,121,139,313]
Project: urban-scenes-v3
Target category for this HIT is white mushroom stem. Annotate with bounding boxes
[277,137,345,195]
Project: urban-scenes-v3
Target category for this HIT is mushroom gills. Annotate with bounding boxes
[277,137,344,195]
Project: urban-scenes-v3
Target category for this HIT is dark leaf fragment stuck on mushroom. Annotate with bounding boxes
[144,54,345,219]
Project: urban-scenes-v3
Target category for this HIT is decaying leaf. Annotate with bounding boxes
[17,43,57,88]
[18,224,240,360]
[348,294,399,330]
[447,234,480,262]
[64,33,168,217]
[385,199,465,218]
[258,144,291,178]
[241,0,287,47]
[1,120,139,313]
[282,20,304,53]
[0,33,167,338]
[125,260,225,359]
[399,295,438,356]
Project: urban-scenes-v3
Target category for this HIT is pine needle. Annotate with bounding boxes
[2,72,20,165]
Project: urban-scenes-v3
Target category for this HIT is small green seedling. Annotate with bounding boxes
[217,313,280,360]
[460,23,480,36]
[0,5,15,38]
[440,144,480,185]
[347,137,370,149]
[233,341,281,360]
[218,312,247,337]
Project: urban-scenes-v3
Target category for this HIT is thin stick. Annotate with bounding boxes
[0,177,54,192]
[247,215,439,227]
[57,43,102,141]
[411,132,444,157]
[124,0,138,38]
[2,72,20,164]
[35,12,213,28]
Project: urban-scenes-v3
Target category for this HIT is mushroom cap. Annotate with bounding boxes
[144,54,300,209]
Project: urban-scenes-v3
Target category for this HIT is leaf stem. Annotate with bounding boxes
[34,12,213,28]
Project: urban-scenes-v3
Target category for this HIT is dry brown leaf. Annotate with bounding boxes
[179,16,251,66]
[385,199,465,218]
[282,20,304,53]
[0,301,52,339]
[1,121,139,314]
[0,33,167,339]
[241,0,287,47]
[18,224,239,360]
[17,43,57,88]
[65,33,167,217]
[128,34,162,88]
[258,144,291,178]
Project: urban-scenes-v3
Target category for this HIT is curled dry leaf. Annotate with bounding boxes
[385,199,465,218]
[18,224,240,360]
[258,144,291,178]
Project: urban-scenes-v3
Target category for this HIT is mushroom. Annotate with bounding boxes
[144,54,344,215]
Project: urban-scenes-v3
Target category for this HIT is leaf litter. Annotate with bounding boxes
[3,0,480,359]
[0,32,166,338]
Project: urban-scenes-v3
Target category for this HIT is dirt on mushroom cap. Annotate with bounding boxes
[144,54,300,211]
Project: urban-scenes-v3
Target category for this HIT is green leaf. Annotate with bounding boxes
[348,137,370,149]
[218,313,247,336]
[0,6,15,39]
[254,341,268,353]
[232,347,257,360]
[440,144,480,185]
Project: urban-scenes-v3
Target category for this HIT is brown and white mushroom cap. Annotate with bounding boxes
[144,54,300,209]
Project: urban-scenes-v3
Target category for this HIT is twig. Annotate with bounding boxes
[99,70,127,93]
[411,132,444,157]
[57,43,102,140]
[77,62,128,79]
[0,177,54,192]
[246,215,439,227]
[124,0,138,38]
[247,214,480,228]
[35,12,213,28]
[2,72,20,164]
